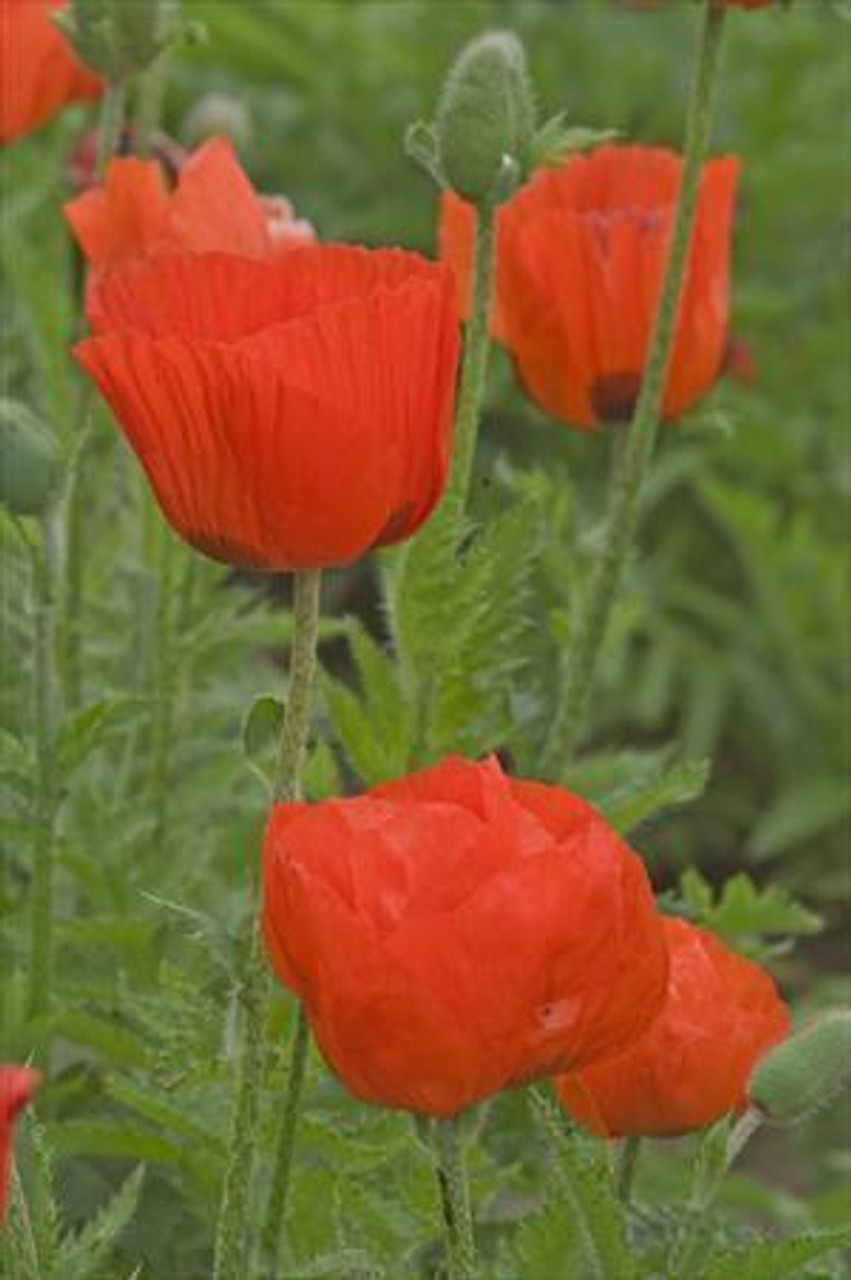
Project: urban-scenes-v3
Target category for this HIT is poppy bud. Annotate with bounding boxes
[435,31,536,207]
[749,1010,851,1125]
[0,400,60,518]
[55,0,184,83]
[0,1066,41,1223]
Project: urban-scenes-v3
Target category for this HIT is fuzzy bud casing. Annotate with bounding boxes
[435,31,535,207]
[749,1010,851,1125]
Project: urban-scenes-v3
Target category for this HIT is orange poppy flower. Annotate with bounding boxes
[0,1065,41,1222]
[440,144,740,429]
[74,246,459,571]
[0,0,101,146]
[262,755,668,1118]
[555,918,791,1138]
[65,136,315,279]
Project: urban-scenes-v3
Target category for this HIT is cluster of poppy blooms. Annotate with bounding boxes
[0,0,789,1222]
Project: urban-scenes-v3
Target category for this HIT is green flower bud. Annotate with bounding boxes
[0,400,60,518]
[435,30,535,207]
[55,0,180,83]
[749,1010,851,1125]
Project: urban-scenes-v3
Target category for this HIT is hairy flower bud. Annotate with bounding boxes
[749,1010,851,1125]
[56,0,181,82]
[435,31,535,207]
[0,400,60,518]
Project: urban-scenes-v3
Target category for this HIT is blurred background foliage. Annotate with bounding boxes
[1,1,849,1277]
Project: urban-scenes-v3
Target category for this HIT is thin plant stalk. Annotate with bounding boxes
[398,199,498,764]
[616,1136,641,1205]
[542,0,728,773]
[213,569,322,1280]
[25,525,59,1024]
[432,1117,478,1280]
[444,201,498,519]
[258,1003,310,1273]
[150,524,178,855]
[60,79,128,709]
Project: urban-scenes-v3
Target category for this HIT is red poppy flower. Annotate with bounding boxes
[0,0,101,146]
[0,1066,41,1222]
[262,756,668,1118]
[74,246,459,571]
[65,136,315,279]
[555,918,791,1138]
[440,144,740,429]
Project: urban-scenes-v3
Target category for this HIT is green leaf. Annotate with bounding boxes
[703,1227,851,1280]
[529,1091,635,1280]
[51,1167,145,1280]
[510,1200,585,1279]
[56,697,143,776]
[680,871,822,952]
[242,694,285,791]
[604,758,711,834]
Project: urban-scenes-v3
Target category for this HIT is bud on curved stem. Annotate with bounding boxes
[435,31,536,207]
[749,1011,851,1125]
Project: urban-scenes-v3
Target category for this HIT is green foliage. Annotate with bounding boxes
[0,1,847,1276]
[703,1227,851,1280]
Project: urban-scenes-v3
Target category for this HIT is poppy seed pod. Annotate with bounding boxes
[749,1011,851,1125]
[0,1066,41,1223]
[435,31,535,206]
[262,756,668,1118]
[555,918,791,1138]
[0,0,102,146]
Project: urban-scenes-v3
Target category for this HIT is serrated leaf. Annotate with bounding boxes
[703,1226,851,1280]
[55,697,143,776]
[52,1167,144,1280]
[529,1091,635,1280]
[604,758,711,833]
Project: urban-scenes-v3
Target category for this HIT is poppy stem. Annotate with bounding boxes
[445,200,498,518]
[616,1135,641,1204]
[150,526,179,856]
[60,78,128,711]
[258,1002,310,1273]
[541,0,728,774]
[25,526,60,1027]
[432,1117,479,1280]
[213,569,322,1280]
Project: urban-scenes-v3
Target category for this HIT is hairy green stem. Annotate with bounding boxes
[399,200,498,766]
[542,0,728,774]
[26,529,59,1025]
[616,1136,641,1205]
[432,1117,478,1280]
[213,570,322,1280]
[445,201,498,518]
[60,79,128,709]
[150,528,178,854]
[258,1003,310,1274]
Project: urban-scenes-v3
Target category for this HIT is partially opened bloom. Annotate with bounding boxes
[262,756,668,1117]
[0,1066,41,1222]
[555,918,791,1138]
[65,136,314,279]
[440,144,740,429]
[0,0,101,146]
[74,246,459,570]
